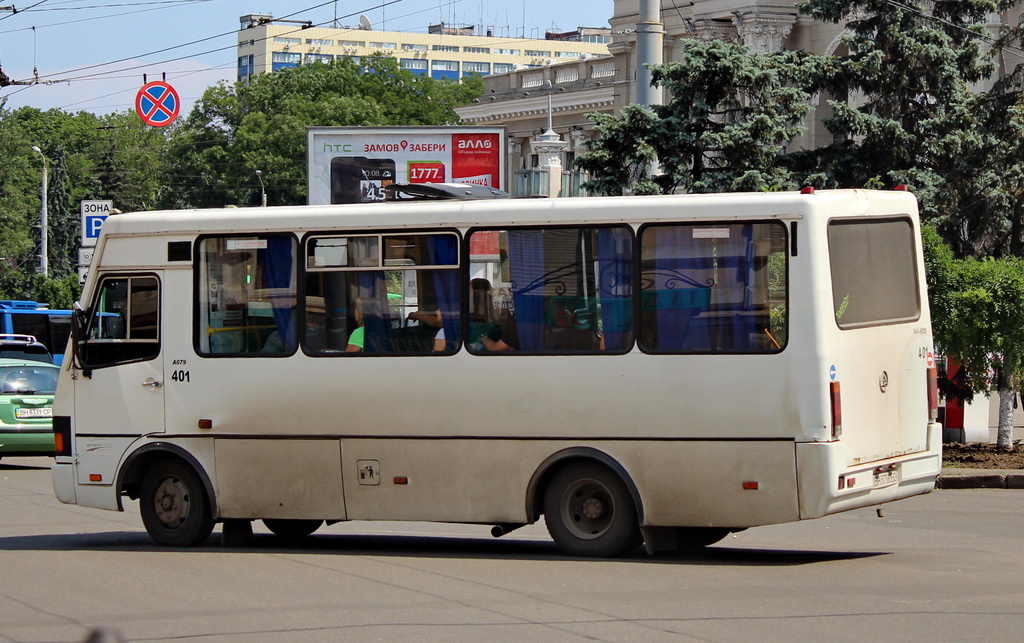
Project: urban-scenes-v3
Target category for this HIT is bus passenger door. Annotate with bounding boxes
[73,273,165,441]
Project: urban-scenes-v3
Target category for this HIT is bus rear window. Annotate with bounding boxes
[828,218,920,329]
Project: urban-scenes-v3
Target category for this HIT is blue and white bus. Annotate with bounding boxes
[0,301,72,365]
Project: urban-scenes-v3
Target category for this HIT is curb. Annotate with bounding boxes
[936,473,1024,490]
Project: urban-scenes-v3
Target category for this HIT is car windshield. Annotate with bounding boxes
[0,365,58,395]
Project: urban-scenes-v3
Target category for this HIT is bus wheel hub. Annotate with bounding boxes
[581,498,604,520]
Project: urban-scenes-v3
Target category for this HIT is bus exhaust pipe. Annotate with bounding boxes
[491,523,525,538]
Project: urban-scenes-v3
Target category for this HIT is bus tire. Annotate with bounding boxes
[139,457,214,547]
[543,461,642,558]
[263,519,323,538]
[674,527,730,550]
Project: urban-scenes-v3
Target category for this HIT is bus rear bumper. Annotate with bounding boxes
[796,429,942,520]
[51,462,77,505]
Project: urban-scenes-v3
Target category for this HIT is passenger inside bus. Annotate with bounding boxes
[346,299,369,352]
[468,279,510,352]
[407,308,447,352]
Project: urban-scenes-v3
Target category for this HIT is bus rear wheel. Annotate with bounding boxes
[140,458,214,547]
[543,462,642,558]
[263,519,323,539]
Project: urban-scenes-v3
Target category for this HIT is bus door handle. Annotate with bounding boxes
[142,378,163,389]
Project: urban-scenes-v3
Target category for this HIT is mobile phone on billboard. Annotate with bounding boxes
[331,157,396,204]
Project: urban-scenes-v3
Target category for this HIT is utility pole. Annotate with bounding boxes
[636,0,664,107]
[31,146,48,278]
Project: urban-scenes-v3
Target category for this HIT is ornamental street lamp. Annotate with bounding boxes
[31,146,48,278]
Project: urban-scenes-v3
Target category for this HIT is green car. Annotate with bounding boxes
[0,358,59,460]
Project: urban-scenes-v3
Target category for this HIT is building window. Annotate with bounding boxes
[493,63,514,74]
[525,50,550,57]
[305,53,334,65]
[237,55,254,81]
[431,60,459,80]
[464,46,490,54]
[274,37,301,44]
[305,38,333,46]
[339,40,365,47]
[464,61,490,74]
[369,41,397,50]
[433,44,460,52]
[400,58,428,74]
[556,51,583,58]
[401,43,428,51]
[271,51,302,71]
[494,48,521,56]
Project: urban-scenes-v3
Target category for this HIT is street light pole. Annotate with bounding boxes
[31,146,48,278]
[255,170,267,207]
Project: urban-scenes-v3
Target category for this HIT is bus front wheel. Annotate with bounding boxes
[140,458,214,547]
[543,462,642,558]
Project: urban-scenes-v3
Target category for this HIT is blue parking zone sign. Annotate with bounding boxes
[81,200,112,247]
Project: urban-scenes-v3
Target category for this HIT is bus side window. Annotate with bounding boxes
[81,276,160,367]
[637,222,788,353]
[304,233,460,355]
[466,225,634,354]
[197,235,298,356]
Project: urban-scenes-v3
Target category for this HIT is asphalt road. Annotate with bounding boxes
[2,457,1023,642]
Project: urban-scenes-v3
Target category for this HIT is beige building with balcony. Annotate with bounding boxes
[236,15,612,83]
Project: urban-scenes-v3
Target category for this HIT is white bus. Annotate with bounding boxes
[51,188,941,557]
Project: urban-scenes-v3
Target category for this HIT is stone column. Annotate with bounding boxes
[733,13,795,54]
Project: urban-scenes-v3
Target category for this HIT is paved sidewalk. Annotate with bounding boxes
[937,468,1024,489]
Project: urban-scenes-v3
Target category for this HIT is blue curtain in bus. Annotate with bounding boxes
[597,228,632,351]
[715,225,757,351]
[508,230,545,351]
[260,237,296,351]
[651,227,712,351]
[428,235,460,348]
[357,271,391,352]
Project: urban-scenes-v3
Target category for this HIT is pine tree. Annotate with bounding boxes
[576,39,811,195]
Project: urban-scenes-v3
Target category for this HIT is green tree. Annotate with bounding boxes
[164,56,483,208]
[924,225,1024,449]
[88,112,170,212]
[576,39,812,195]
[0,105,38,297]
[793,0,1024,258]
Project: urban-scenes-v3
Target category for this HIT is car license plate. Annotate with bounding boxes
[872,468,899,489]
[15,407,52,419]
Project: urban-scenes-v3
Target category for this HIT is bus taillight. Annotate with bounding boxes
[830,381,842,439]
[53,415,72,457]
[927,366,939,422]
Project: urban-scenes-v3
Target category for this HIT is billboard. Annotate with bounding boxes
[307,126,508,205]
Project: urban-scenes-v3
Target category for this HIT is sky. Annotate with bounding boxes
[0,0,612,115]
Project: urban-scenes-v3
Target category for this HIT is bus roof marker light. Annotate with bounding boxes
[393,476,409,485]
[893,184,907,191]
[198,419,213,429]
[800,186,815,194]
[742,481,758,490]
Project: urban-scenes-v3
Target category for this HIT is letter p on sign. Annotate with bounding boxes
[81,200,113,248]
